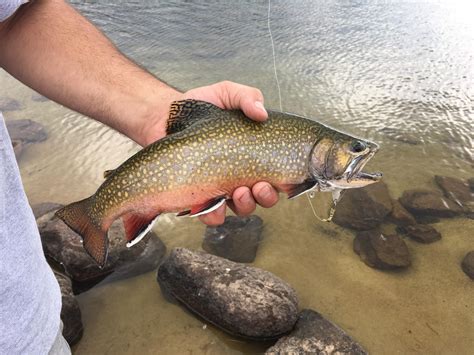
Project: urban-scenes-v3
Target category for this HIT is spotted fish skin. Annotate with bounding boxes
[56,100,379,266]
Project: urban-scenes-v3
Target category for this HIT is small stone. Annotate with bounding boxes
[5,119,47,144]
[202,215,263,263]
[387,199,416,226]
[399,189,463,218]
[461,251,474,280]
[38,210,166,294]
[157,248,298,340]
[31,202,64,219]
[353,230,411,269]
[397,224,441,244]
[53,271,83,346]
[11,139,23,160]
[0,97,23,111]
[333,181,393,230]
[266,309,367,354]
[434,175,474,208]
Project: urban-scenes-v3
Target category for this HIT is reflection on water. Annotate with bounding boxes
[1,0,473,353]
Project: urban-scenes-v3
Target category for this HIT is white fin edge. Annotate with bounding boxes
[189,198,226,217]
[126,216,159,248]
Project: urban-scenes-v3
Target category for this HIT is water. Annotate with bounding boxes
[1,0,473,353]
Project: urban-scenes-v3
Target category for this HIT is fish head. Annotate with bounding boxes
[309,134,382,189]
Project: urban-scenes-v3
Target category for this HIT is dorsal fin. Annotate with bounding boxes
[103,169,115,179]
[166,99,223,135]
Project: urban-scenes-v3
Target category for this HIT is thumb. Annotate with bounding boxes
[220,81,268,121]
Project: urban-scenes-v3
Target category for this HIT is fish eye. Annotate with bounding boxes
[350,140,366,153]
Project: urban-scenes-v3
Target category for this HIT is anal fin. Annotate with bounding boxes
[287,179,318,199]
[189,197,226,217]
[122,213,160,247]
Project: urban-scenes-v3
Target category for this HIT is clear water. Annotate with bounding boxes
[1,0,473,353]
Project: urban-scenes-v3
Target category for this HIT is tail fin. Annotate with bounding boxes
[55,197,108,268]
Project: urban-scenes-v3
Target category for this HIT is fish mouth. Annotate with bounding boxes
[335,147,382,188]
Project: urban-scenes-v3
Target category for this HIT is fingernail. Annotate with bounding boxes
[255,101,267,113]
[260,185,272,199]
[238,191,252,204]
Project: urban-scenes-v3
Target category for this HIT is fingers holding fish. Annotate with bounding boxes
[252,182,280,208]
[227,186,257,217]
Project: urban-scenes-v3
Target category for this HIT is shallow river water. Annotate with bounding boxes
[1,0,473,354]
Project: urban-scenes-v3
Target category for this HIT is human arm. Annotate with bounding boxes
[0,0,278,225]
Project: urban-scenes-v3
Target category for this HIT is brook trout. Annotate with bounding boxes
[56,100,381,266]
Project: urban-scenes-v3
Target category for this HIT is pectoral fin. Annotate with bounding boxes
[287,179,318,199]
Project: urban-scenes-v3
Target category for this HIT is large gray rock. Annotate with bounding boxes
[353,230,411,269]
[31,202,64,219]
[0,97,23,111]
[266,309,367,354]
[399,189,463,218]
[157,248,298,340]
[397,224,441,244]
[38,210,166,294]
[461,251,474,280]
[53,271,83,346]
[5,119,47,143]
[333,182,393,230]
[202,215,263,263]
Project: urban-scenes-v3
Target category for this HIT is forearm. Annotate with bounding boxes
[0,0,179,145]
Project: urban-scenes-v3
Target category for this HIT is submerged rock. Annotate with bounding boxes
[157,248,298,340]
[266,309,367,354]
[5,119,47,144]
[380,127,421,145]
[387,199,416,226]
[399,189,462,218]
[434,175,473,207]
[353,230,411,269]
[12,139,23,160]
[333,182,392,230]
[202,215,263,263]
[53,271,83,346]
[461,251,474,280]
[468,178,474,192]
[0,97,23,111]
[397,224,441,244]
[31,202,64,219]
[38,210,166,294]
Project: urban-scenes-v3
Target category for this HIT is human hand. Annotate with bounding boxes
[142,81,279,226]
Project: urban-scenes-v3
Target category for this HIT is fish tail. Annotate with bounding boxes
[55,196,109,268]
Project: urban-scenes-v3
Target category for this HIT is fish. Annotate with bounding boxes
[55,99,382,267]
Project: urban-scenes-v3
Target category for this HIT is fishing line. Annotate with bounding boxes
[266,0,328,222]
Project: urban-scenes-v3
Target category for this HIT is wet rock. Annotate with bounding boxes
[31,202,64,219]
[353,230,411,269]
[5,119,47,143]
[38,210,166,294]
[157,248,298,340]
[11,139,23,160]
[399,189,462,218]
[397,224,441,244]
[53,271,83,346]
[468,178,474,192]
[0,97,23,111]
[202,215,263,263]
[387,199,416,226]
[333,182,392,230]
[461,251,474,280]
[31,93,49,102]
[266,309,367,354]
[434,175,473,206]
